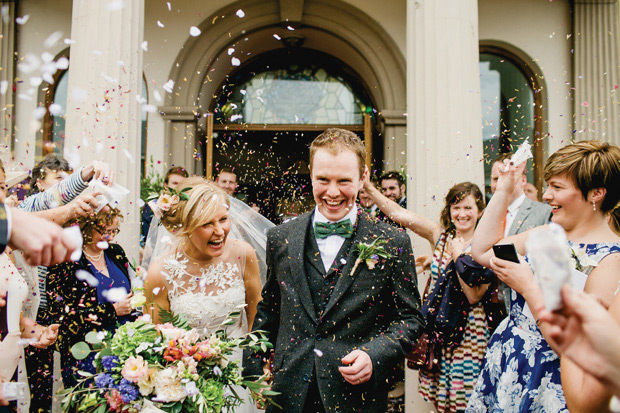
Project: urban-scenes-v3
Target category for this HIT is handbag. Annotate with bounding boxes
[406,332,439,372]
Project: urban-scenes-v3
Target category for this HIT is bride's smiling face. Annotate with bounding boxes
[187,203,231,259]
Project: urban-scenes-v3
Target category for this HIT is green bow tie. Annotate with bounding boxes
[314,220,353,239]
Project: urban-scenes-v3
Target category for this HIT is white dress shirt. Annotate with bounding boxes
[504,193,526,237]
[312,205,358,272]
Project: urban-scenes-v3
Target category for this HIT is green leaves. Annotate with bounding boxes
[70,341,92,360]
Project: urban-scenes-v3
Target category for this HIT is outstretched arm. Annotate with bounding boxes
[471,161,529,266]
[363,177,441,246]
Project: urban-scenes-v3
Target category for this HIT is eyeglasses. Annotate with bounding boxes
[95,227,120,237]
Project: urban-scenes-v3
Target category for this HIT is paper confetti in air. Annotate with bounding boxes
[189,26,201,37]
[103,287,129,303]
[231,57,241,66]
[76,270,99,287]
[236,9,245,18]
[15,15,29,25]
[141,41,148,51]
[49,103,62,116]
[43,31,63,49]
[163,79,175,93]
[96,241,110,250]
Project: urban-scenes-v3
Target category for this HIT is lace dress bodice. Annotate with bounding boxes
[161,244,247,339]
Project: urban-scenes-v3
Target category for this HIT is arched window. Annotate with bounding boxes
[212,49,373,125]
[479,47,545,199]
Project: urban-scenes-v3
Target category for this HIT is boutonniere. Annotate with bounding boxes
[570,246,598,272]
[350,237,392,276]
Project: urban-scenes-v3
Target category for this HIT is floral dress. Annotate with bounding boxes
[466,242,620,412]
[419,232,495,412]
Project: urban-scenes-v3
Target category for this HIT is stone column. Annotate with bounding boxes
[573,0,620,145]
[405,1,483,412]
[380,109,408,171]
[64,0,144,255]
[0,2,16,149]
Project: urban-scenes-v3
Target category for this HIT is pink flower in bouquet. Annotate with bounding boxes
[104,389,124,412]
[194,341,216,361]
[182,356,198,375]
[121,355,149,383]
[157,194,175,212]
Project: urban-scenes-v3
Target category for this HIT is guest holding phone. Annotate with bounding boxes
[467,141,620,412]
[363,179,505,412]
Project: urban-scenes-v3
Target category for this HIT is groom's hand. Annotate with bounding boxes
[339,350,373,385]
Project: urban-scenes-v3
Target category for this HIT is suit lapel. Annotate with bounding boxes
[508,197,532,235]
[322,213,374,319]
[288,212,319,324]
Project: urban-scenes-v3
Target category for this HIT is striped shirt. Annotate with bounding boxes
[18,167,89,212]
[19,167,89,311]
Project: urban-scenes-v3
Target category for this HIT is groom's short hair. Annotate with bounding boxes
[309,128,366,178]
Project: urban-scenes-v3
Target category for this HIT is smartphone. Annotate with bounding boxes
[493,243,520,263]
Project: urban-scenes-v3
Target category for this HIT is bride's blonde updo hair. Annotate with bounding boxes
[160,176,230,238]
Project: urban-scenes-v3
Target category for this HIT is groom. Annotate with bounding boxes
[245,128,424,412]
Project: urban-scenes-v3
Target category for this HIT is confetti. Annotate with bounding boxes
[15,15,30,25]
[108,0,124,11]
[97,241,110,250]
[157,20,164,28]
[103,287,129,302]
[314,349,323,357]
[76,270,99,287]
[141,41,148,51]
[43,31,63,49]
[0,81,7,95]
[163,79,175,93]
[49,103,62,116]
[227,48,235,55]
[33,107,47,120]
[189,26,201,37]
[236,9,245,18]
[231,57,241,66]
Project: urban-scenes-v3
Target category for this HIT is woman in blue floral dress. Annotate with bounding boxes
[466,140,620,412]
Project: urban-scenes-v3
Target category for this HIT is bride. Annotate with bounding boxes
[144,178,264,412]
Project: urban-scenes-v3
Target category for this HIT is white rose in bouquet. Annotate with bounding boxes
[154,368,185,402]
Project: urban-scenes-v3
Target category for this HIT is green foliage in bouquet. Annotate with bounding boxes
[141,157,165,203]
[60,309,278,413]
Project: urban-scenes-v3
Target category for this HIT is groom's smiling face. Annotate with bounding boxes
[311,147,365,222]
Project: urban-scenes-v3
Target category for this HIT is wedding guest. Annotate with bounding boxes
[376,171,407,228]
[467,140,620,412]
[141,165,188,246]
[46,207,135,387]
[358,187,377,215]
[490,152,552,313]
[364,179,505,412]
[524,182,538,201]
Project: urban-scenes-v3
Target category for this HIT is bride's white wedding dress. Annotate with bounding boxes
[160,239,259,413]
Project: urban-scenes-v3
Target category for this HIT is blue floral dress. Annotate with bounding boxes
[466,242,620,413]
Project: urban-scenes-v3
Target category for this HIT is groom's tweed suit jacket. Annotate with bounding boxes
[246,211,424,412]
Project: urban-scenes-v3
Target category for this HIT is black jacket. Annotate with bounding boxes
[46,243,132,353]
[245,211,424,412]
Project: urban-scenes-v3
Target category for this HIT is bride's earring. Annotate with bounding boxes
[592,200,596,211]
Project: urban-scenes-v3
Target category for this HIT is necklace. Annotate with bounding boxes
[83,249,104,262]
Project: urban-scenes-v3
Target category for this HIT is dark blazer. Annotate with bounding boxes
[507,197,552,236]
[245,211,424,412]
[46,243,131,354]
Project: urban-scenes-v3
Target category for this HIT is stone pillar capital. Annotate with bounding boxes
[159,106,200,121]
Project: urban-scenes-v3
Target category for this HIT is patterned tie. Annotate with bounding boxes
[314,220,353,239]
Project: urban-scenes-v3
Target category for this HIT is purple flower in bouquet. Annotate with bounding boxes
[95,373,115,389]
[102,355,120,372]
[116,379,140,403]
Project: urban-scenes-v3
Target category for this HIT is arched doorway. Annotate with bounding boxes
[161,0,407,200]
[204,48,375,222]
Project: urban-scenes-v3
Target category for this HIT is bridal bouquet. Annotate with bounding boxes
[59,311,276,413]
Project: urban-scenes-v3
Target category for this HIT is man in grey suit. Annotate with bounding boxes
[491,152,553,310]
[245,128,424,412]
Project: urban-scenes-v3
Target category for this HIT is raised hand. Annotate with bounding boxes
[81,161,114,185]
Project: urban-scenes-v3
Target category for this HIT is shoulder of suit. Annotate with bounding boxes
[361,211,409,241]
[269,211,312,235]
[527,198,552,212]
